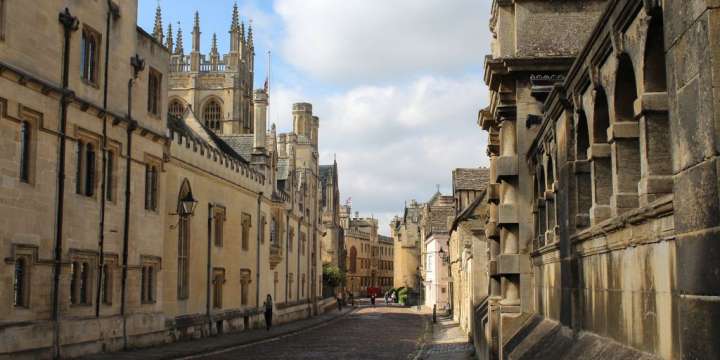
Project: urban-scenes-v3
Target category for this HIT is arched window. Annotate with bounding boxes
[575,112,592,228]
[349,246,357,273]
[644,11,667,93]
[177,179,193,300]
[615,54,638,123]
[203,100,222,130]
[169,100,185,119]
[590,88,613,224]
[593,89,610,144]
[638,10,672,205]
[612,54,641,213]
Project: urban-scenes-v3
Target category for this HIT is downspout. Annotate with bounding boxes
[52,8,79,359]
[207,203,213,326]
[285,209,290,304]
[96,0,117,318]
[121,55,143,350]
[296,215,301,304]
[255,192,263,308]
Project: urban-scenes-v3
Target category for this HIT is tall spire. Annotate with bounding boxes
[241,21,246,41]
[153,2,163,43]
[231,1,240,31]
[248,22,254,48]
[192,11,201,53]
[175,22,184,55]
[166,22,174,53]
[211,33,219,55]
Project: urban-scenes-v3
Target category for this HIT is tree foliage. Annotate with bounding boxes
[322,264,346,287]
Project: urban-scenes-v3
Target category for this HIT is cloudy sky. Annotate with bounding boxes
[139,0,491,235]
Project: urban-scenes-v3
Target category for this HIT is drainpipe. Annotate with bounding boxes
[285,209,290,304]
[207,203,213,327]
[297,215,301,303]
[51,9,78,359]
[255,192,263,308]
[120,54,144,350]
[96,0,118,318]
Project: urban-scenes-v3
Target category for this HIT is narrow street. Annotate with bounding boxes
[188,304,428,360]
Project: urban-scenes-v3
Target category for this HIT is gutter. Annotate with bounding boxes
[52,8,78,359]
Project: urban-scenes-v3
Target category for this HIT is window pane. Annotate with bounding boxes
[19,122,30,182]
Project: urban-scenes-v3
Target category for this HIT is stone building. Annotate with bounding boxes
[342,207,394,297]
[390,200,423,293]
[319,161,345,271]
[474,0,720,359]
[377,235,395,295]
[0,2,330,358]
[420,192,455,310]
[447,168,489,335]
[158,4,255,135]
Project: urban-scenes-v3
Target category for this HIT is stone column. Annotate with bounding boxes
[588,143,612,224]
[608,121,640,215]
[253,90,267,150]
[635,93,672,206]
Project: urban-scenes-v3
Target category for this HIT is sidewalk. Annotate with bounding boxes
[418,314,474,360]
[81,307,354,360]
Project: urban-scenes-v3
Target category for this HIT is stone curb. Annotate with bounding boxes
[175,307,358,360]
[80,307,355,360]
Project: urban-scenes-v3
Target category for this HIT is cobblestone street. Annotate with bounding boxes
[188,305,428,360]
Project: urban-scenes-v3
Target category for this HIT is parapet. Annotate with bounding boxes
[292,102,312,114]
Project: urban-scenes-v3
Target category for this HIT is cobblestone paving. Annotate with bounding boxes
[417,315,474,360]
[193,305,427,360]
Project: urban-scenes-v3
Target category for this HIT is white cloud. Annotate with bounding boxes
[311,74,490,234]
[274,0,490,83]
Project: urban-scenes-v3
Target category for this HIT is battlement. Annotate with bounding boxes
[168,128,265,187]
[292,102,312,113]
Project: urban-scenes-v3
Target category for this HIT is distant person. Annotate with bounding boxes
[264,294,273,331]
[392,292,397,303]
[337,293,343,311]
[349,293,355,307]
[371,294,376,307]
[385,292,389,305]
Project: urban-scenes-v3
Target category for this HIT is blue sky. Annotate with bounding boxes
[139,0,491,234]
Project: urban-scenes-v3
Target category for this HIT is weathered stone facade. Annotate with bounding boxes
[391,200,423,293]
[447,168,489,336]
[342,207,394,297]
[159,4,255,135]
[475,0,720,359]
[319,161,345,271]
[0,1,328,358]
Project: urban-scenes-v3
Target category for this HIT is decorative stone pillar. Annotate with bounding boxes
[608,121,640,215]
[588,143,612,224]
[635,93,672,206]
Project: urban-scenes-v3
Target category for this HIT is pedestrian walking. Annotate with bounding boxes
[349,293,355,307]
[264,294,273,331]
[336,293,343,311]
[385,292,389,305]
[371,294,376,307]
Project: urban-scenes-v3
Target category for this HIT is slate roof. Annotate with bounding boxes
[219,134,255,161]
[452,168,490,192]
[378,235,394,244]
[428,205,455,233]
[168,111,248,164]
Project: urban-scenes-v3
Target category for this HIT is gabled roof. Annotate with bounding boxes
[450,190,486,233]
[168,110,248,164]
[452,168,490,192]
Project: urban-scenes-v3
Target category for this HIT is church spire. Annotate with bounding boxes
[166,22,174,53]
[152,2,163,43]
[231,1,240,31]
[175,22,184,55]
[211,33,219,55]
[192,11,201,53]
[248,22,254,48]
